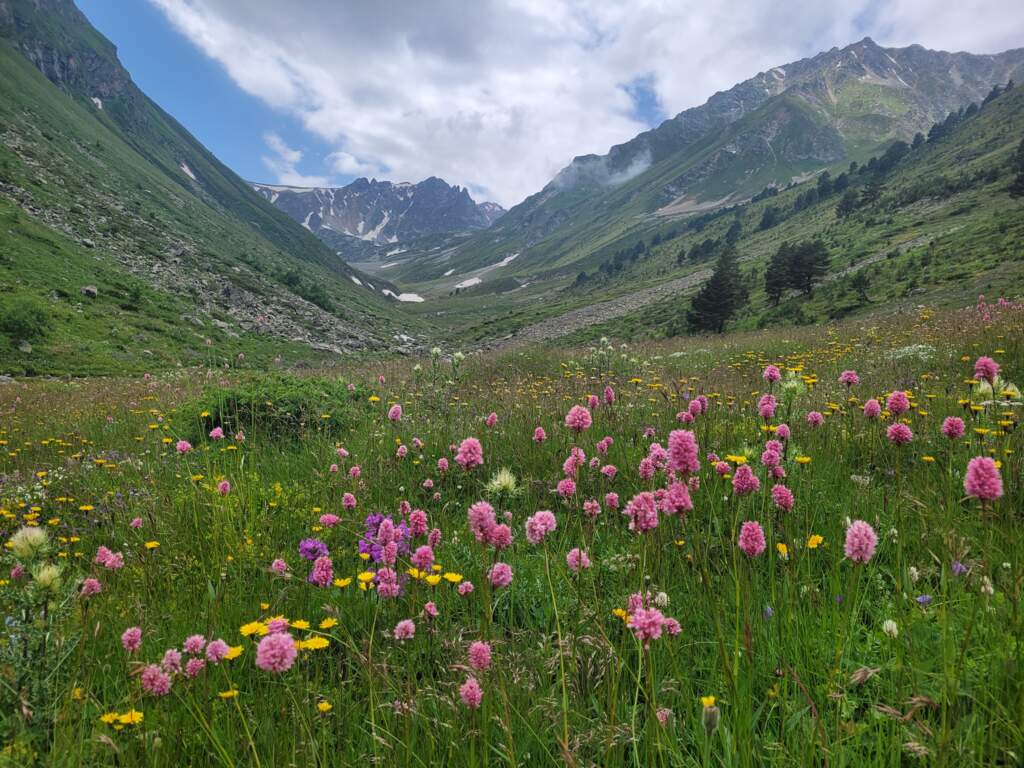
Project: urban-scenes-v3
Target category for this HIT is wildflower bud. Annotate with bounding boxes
[10,526,49,561]
[33,563,63,592]
[702,704,720,734]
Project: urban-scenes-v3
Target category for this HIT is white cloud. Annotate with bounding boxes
[150,0,1024,206]
[260,131,328,187]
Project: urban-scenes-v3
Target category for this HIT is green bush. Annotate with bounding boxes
[179,373,370,442]
[0,295,51,341]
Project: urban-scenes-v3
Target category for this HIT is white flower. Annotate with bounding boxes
[981,576,994,596]
[882,620,898,639]
[32,563,62,592]
[908,566,920,584]
[654,592,670,608]
[10,526,49,560]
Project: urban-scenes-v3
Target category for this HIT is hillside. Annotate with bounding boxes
[0,0,423,374]
[381,38,1024,311]
[407,81,1024,346]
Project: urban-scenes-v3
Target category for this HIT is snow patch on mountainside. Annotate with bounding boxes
[180,162,197,181]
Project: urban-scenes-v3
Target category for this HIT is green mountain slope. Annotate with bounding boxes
[400,81,1024,345]
[384,38,1024,313]
[0,0,419,374]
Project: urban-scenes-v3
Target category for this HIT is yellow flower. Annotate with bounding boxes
[144,541,160,550]
[806,534,823,549]
[333,577,352,588]
[71,687,85,701]
[100,712,119,724]
[240,621,268,637]
[319,617,338,629]
[795,456,811,465]
[260,602,270,610]
[425,574,442,586]
[368,395,381,403]
[442,572,463,583]
[218,689,239,699]
[776,542,789,559]
[921,455,935,463]
[225,645,244,660]
[357,571,375,583]
[290,619,310,630]
[118,710,144,725]
[317,701,333,713]
[296,636,329,651]
[701,696,716,708]
[611,608,629,622]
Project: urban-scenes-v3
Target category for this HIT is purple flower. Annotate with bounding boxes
[951,561,967,576]
[298,538,329,561]
[916,594,933,607]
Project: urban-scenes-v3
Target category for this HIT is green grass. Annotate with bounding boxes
[0,302,1022,766]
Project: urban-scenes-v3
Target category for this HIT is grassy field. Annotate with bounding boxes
[1,299,1022,766]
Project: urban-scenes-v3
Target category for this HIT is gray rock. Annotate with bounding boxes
[81,285,98,298]
[81,238,95,248]
[17,341,32,353]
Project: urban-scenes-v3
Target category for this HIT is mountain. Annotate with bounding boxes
[252,176,504,262]
[385,37,1024,295]
[0,0,422,374]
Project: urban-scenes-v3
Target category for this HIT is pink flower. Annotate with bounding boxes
[468,641,492,671]
[566,548,591,572]
[533,426,546,442]
[758,393,777,420]
[206,639,229,663]
[393,619,416,641]
[336,446,349,459]
[844,520,878,563]
[839,370,860,387]
[217,479,231,496]
[604,492,620,509]
[342,492,357,510]
[460,676,483,709]
[256,633,297,672]
[667,430,700,475]
[129,517,143,529]
[209,427,225,440]
[564,405,593,433]
[388,404,402,422]
[603,386,615,405]
[974,356,999,383]
[266,617,289,634]
[887,423,913,445]
[488,562,513,588]
[308,555,333,587]
[886,390,910,415]
[141,664,172,696]
[732,465,761,496]
[329,463,339,473]
[270,558,289,574]
[183,634,206,655]
[487,523,513,549]
[409,509,428,537]
[624,491,659,533]
[455,438,484,470]
[458,581,475,596]
[863,399,881,419]
[485,412,498,427]
[600,464,617,481]
[629,607,667,647]
[661,481,692,515]
[806,411,824,427]
[319,513,340,528]
[468,500,498,542]
[583,498,601,519]
[423,601,439,618]
[557,478,576,498]
[185,657,206,678]
[121,626,142,653]
[964,456,1003,501]
[349,465,362,479]
[763,365,781,384]
[775,423,790,440]
[162,648,182,673]
[771,484,794,512]
[175,440,192,454]
[656,708,672,726]
[396,444,408,459]
[941,416,965,439]
[411,545,435,571]
[437,457,449,473]
[738,521,766,558]
[79,577,102,597]
[525,510,557,544]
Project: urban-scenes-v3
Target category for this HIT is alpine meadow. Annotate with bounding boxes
[1,1,1023,766]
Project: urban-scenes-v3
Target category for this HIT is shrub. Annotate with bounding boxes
[179,373,370,442]
[0,296,51,341]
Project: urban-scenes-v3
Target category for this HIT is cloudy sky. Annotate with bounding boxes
[78,1,1023,207]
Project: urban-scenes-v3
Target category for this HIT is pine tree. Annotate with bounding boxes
[1010,138,1024,198]
[687,246,745,333]
[789,240,830,293]
[764,243,792,306]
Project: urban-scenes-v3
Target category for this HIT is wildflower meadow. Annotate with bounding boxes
[1,299,1022,766]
